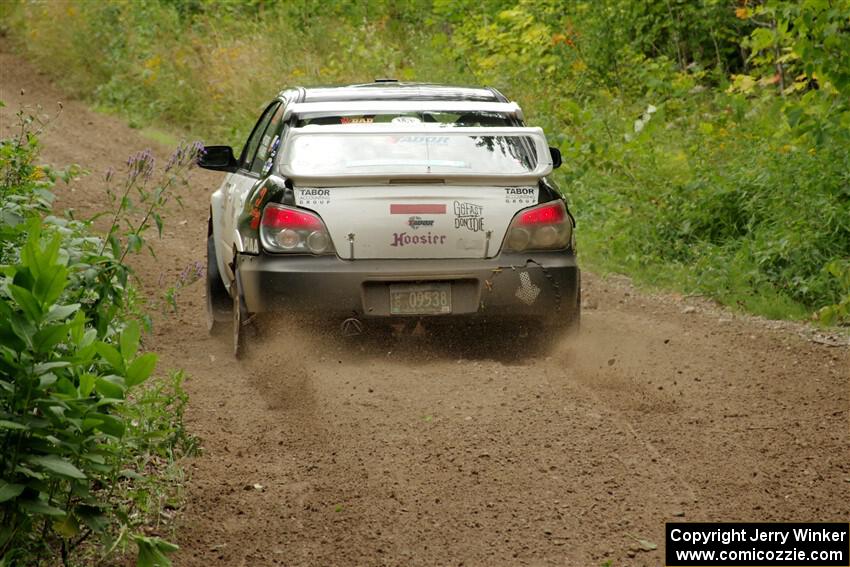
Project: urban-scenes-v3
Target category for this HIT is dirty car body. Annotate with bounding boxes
[200,83,580,354]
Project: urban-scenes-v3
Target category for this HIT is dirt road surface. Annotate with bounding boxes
[2,47,848,567]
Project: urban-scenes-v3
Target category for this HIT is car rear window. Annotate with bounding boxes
[282,132,539,176]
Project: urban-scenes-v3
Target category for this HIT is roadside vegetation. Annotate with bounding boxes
[2,0,848,325]
[0,104,199,566]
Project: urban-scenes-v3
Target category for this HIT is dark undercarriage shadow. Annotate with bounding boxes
[253,314,575,365]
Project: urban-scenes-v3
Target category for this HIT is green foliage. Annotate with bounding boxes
[817,260,850,325]
[0,106,199,566]
[6,0,850,323]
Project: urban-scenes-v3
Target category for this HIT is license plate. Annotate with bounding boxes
[389,283,452,315]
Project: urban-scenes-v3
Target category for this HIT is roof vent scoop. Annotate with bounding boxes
[374,78,398,83]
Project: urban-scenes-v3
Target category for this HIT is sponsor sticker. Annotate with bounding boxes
[390,204,446,215]
[248,186,269,229]
[242,236,259,254]
[504,186,537,205]
[392,135,450,145]
[253,186,268,207]
[515,271,541,305]
[298,188,331,206]
[249,208,261,230]
[391,232,447,247]
[453,201,484,233]
[257,134,272,161]
[407,216,435,230]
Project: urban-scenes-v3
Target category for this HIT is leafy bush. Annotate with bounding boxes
[0,105,200,566]
[565,92,850,319]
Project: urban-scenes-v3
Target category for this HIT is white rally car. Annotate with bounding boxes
[199,82,580,356]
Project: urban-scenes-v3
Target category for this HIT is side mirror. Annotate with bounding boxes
[549,147,563,169]
[198,145,238,172]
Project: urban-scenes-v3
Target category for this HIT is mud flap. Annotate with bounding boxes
[233,267,251,359]
[206,232,231,334]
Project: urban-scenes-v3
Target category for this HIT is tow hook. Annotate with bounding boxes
[341,317,364,337]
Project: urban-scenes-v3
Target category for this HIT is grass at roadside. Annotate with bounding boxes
[3,0,848,324]
[137,126,181,149]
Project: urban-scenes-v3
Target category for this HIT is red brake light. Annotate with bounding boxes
[516,201,566,225]
[503,200,572,253]
[258,203,335,255]
[261,206,323,230]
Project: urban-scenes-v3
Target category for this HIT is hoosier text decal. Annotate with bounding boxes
[391,232,447,247]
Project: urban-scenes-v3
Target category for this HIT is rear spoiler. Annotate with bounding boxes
[285,100,524,121]
[277,125,553,187]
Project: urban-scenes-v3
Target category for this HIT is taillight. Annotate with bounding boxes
[259,203,335,255]
[503,200,572,252]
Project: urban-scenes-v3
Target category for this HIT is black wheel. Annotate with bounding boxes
[232,268,249,359]
[206,232,231,335]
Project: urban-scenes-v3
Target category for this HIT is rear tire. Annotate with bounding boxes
[206,232,231,335]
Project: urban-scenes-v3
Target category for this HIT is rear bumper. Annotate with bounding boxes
[237,251,579,322]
